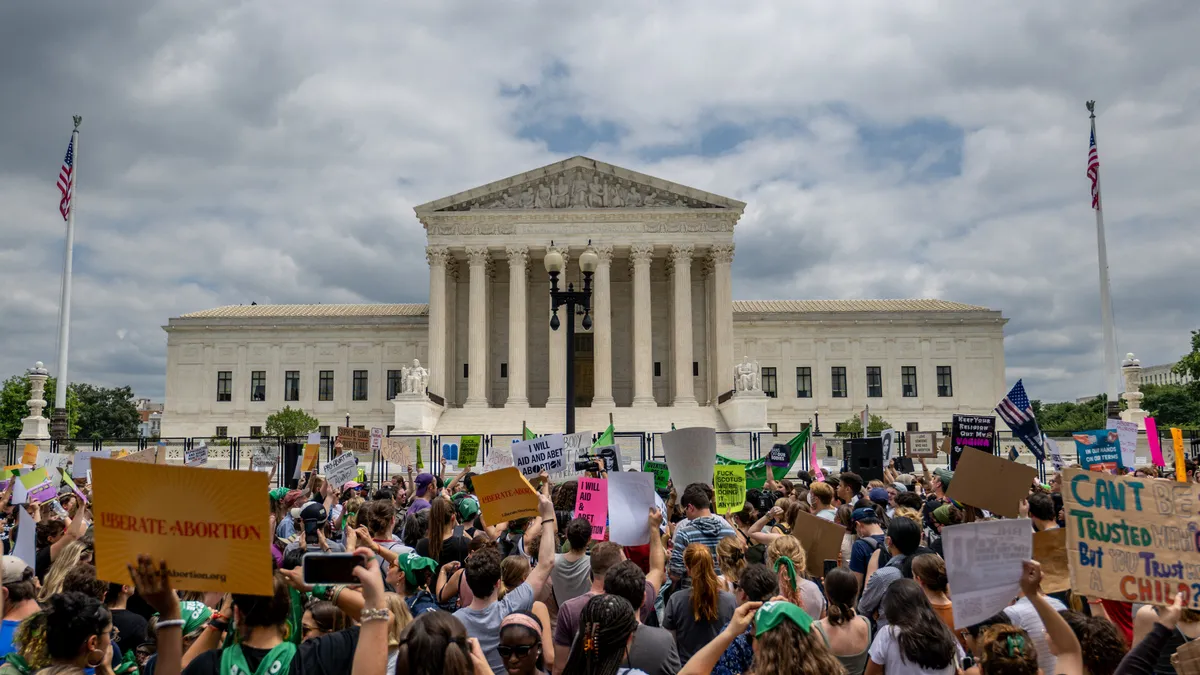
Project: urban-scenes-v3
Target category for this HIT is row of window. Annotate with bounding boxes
[216,369,408,403]
[213,424,386,439]
[759,365,954,399]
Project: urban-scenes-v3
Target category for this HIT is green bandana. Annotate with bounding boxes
[219,642,297,675]
[932,503,954,526]
[2,654,31,675]
[286,587,305,644]
[115,646,140,675]
[269,487,289,501]
[178,601,214,635]
[755,601,814,636]
[774,556,798,591]
[398,552,439,588]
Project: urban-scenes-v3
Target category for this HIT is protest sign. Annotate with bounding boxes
[1062,468,1200,608]
[381,438,411,467]
[71,450,110,476]
[607,472,655,546]
[1046,436,1065,472]
[511,434,566,477]
[301,443,320,472]
[19,469,57,504]
[574,477,608,540]
[791,510,848,578]
[1145,417,1165,467]
[473,467,540,524]
[563,431,593,468]
[442,442,459,463]
[766,444,791,468]
[809,440,825,482]
[881,429,896,464]
[943,519,1032,627]
[62,471,86,503]
[951,415,995,470]
[324,452,359,489]
[21,445,38,465]
[642,460,670,490]
[370,427,384,452]
[907,432,937,459]
[662,427,716,491]
[122,449,155,464]
[458,436,481,468]
[184,444,208,467]
[946,448,1037,518]
[713,465,746,513]
[91,458,272,595]
[1172,428,1186,482]
[1033,528,1070,594]
[337,427,370,453]
[484,442,512,472]
[250,445,276,472]
[1107,419,1138,469]
[37,451,71,471]
[1073,429,1122,472]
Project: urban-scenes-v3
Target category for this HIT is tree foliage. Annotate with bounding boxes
[265,406,320,438]
[1174,329,1200,397]
[0,375,80,439]
[1030,394,1109,431]
[838,413,894,435]
[72,384,141,440]
[1139,384,1200,428]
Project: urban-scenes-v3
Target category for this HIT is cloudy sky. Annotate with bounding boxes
[2,1,1198,404]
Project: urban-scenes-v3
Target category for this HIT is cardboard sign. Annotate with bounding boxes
[943,519,1032,627]
[324,452,359,489]
[607,472,656,546]
[21,445,38,466]
[662,427,716,491]
[37,451,71,471]
[91,458,272,595]
[484,442,512,472]
[574,477,608,540]
[713,465,746,512]
[1073,429,1122,472]
[1063,468,1200,608]
[302,443,320,472]
[511,434,566,477]
[473,467,540,525]
[881,428,896,463]
[381,438,411,467]
[1032,528,1070,594]
[908,432,938,459]
[1145,417,1165,467]
[184,445,208,467]
[122,448,154,464]
[642,460,670,490]
[1107,419,1138,469]
[459,436,481,468]
[791,509,848,578]
[946,448,1038,518]
[337,427,370,453]
[951,415,995,470]
[766,444,790,468]
[370,427,384,452]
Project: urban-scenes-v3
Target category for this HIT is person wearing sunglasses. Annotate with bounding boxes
[498,612,544,675]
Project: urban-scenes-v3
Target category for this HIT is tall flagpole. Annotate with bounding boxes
[51,115,81,441]
[1087,101,1120,415]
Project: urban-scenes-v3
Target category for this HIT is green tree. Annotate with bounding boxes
[839,413,894,435]
[73,384,141,440]
[265,406,320,438]
[1033,395,1108,431]
[1174,329,1200,396]
[0,375,79,439]
[1140,383,1200,428]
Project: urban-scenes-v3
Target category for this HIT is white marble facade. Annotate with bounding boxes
[161,157,1008,438]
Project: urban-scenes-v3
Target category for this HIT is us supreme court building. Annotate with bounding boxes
[162,157,1007,438]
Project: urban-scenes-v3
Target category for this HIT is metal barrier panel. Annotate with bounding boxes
[716,432,753,462]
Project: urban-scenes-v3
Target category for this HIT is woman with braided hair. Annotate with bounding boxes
[560,595,648,675]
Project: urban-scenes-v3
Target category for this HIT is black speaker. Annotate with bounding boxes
[282,442,302,489]
[847,437,884,482]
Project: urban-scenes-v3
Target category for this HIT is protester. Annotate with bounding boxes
[559,594,647,675]
[819,567,872,675]
[712,563,778,675]
[662,544,736,663]
[301,601,351,642]
[549,518,593,615]
[499,557,553,673]
[714,537,745,594]
[682,601,846,675]
[764,536,824,619]
[848,507,885,592]
[866,579,963,675]
[910,554,959,643]
[417,496,472,578]
[498,611,546,675]
[857,517,923,628]
[669,484,736,578]
[602,561,679,675]
[810,482,837,520]
[0,557,42,658]
[1058,611,1125,675]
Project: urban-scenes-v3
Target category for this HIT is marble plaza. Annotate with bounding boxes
[162,156,1007,438]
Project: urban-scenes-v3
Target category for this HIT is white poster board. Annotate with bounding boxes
[72,450,111,476]
[943,519,1032,627]
[324,452,360,488]
[37,452,71,471]
[881,428,896,463]
[511,433,567,477]
[184,444,209,467]
[607,472,657,546]
[1107,419,1138,469]
[662,427,716,490]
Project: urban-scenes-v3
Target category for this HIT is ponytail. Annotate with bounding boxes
[684,544,720,622]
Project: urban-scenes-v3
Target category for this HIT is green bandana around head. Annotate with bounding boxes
[774,556,798,590]
[177,601,214,634]
[932,503,954,526]
[398,552,439,588]
[755,601,814,637]
[269,487,289,501]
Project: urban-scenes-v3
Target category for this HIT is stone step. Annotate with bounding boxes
[432,404,729,435]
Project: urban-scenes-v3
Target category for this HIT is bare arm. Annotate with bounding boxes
[646,508,666,594]
[50,502,90,559]
[526,492,557,596]
[1021,561,1082,675]
[678,602,761,675]
[532,601,555,673]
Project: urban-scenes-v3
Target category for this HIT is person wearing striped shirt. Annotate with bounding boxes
[669,483,737,578]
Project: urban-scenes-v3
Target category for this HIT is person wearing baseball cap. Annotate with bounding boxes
[0,556,40,657]
[405,473,436,517]
[283,502,346,556]
[848,506,886,592]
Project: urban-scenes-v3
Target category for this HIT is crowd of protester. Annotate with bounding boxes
[0,446,1197,675]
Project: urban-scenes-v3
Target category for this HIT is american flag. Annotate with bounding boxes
[996,379,1045,461]
[57,136,75,220]
[1087,127,1100,210]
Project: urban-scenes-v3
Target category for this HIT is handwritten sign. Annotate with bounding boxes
[250,445,276,472]
[72,450,110,476]
[511,433,566,477]
[642,460,670,490]
[907,431,937,459]
[37,451,71,471]
[951,415,995,470]
[1063,468,1200,608]
[324,452,359,489]
[473,467,540,524]
[184,445,208,467]
[459,436,481,468]
[337,427,370,453]
[91,458,272,595]
[574,477,608,540]
[1145,417,1165,467]
[1107,419,1138,469]
[370,427,384,452]
[22,445,38,466]
[484,442,512,472]
[381,438,411,467]
[713,465,746,513]
[1073,429,1122,472]
[943,519,1032,626]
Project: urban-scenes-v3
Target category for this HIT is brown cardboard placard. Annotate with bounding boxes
[337,427,371,453]
[907,431,938,459]
[791,509,848,578]
[381,438,411,467]
[945,447,1037,518]
[1032,528,1069,593]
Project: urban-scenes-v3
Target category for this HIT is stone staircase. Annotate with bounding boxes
[433,404,730,435]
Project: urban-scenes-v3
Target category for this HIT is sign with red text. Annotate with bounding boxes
[473,467,540,524]
[91,458,272,595]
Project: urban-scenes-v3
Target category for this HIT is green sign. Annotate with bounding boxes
[643,460,670,490]
[459,436,481,468]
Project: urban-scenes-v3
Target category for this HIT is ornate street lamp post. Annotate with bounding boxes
[546,245,597,434]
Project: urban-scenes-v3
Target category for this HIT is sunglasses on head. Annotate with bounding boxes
[497,644,536,658]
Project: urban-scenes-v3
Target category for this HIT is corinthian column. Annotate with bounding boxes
[464,246,490,408]
[710,243,735,400]
[547,245,570,406]
[505,246,529,407]
[630,244,656,407]
[591,245,615,408]
[670,244,697,406]
[425,246,449,400]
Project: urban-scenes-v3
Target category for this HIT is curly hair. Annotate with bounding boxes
[716,536,746,585]
[978,624,1038,675]
[1059,610,1126,675]
[562,594,639,675]
[361,499,396,538]
[754,618,847,675]
[766,536,808,605]
[44,592,112,661]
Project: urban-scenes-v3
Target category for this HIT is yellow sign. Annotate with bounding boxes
[1171,428,1186,482]
[472,467,539,525]
[91,458,272,595]
[713,465,746,513]
[302,444,320,472]
[21,445,38,465]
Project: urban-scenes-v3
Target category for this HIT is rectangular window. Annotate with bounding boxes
[463,364,469,378]
[215,426,228,437]
[937,366,953,397]
[768,423,778,434]
[352,370,368,401]
[250,370,266,402]
[831,367,848,398]
[318,370,334,401]
[216,371,232,402]
[902,366,918,397]
[906,422,919,432]
[250,426,262,437]
[761,367,777,398]
[285,371,300,401]
[500,363,508,378]
[692,362,699,377]
[318,425,330,438]
[796,367,812,398]
[866,366,882,398]
[654,362,662,377]
[387,370,402,399]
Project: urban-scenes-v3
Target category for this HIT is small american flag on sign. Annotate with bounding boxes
[1087,127,1100,210]
[57,136,75,220]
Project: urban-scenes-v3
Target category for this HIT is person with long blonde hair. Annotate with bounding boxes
[662,544,737,663]
[716,537,746,593]
[765,536,825,619]
[38,541,91,602]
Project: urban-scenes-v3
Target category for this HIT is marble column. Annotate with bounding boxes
[670,244,697,406]
[591,245,615,408]
[630,244,656,407]
[547,245,570,406]
[464,246,490,408]
[505,246,529,407]
[425,247,449,400]
[711,244,735,400]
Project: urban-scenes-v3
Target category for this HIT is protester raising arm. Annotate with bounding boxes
[1021,560,1083,675]
[646,507,667,594]
[678,601,761,675]
[129,555,182,675]
[1118,592,1185,675]
[50,499,89,561]
[525,490,558,596]
[350,548,389,675]
[746,507,784,545]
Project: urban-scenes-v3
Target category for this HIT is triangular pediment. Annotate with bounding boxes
[414,156,745,214]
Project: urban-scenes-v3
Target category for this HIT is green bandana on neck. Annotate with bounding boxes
[219,642,297,675]
[755,601,814,636]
